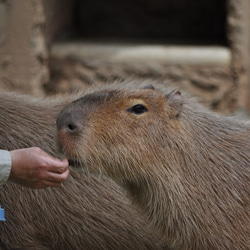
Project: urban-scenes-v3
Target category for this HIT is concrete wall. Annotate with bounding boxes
[227,0,250,114]
[0,0,48,96]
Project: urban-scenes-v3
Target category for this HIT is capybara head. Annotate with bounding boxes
[56,85,183,183]
[57,82,250,249]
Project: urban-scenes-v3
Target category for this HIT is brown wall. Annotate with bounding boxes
[0,0,48,96]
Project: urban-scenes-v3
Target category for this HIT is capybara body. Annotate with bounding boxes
[57,81,250,250]
[0,90,162,250]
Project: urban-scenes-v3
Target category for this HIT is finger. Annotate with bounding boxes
[47,159,69,174]
[48,165,69,174]
[47,158,69,167]
[46,168,70,183]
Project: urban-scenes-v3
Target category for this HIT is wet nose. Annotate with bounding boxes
[56,112,79,134]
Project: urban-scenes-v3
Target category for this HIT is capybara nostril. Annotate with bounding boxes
[56,112,79,134]
[65,122,79,133]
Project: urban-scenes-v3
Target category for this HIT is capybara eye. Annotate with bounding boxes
[127,104,148,115]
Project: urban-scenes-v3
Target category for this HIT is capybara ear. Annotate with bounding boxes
[166,90,183,118]
[143,84,155,90]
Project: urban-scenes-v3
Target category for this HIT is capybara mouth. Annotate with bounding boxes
[68,159,82,168]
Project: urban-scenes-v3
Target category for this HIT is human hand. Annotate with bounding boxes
[8,147,69,189]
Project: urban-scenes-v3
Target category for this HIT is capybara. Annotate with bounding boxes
[0,90,163,250]
[57,81,250,250]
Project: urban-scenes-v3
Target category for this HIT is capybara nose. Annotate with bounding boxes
[56,113,79,134]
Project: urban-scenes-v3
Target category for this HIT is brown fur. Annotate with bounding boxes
[57,81,250,250]
[0,90,163,250]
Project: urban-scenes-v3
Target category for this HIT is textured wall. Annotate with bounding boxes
[0,0,49,95]
[227,0,250,114]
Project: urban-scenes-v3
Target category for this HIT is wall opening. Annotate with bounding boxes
[68,0,228,46]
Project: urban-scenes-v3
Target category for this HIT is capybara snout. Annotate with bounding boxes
[57,112,79,134]
[57,91,113,138]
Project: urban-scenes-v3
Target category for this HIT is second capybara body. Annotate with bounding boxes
[57,81,250,250]
[0,90,162,250]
